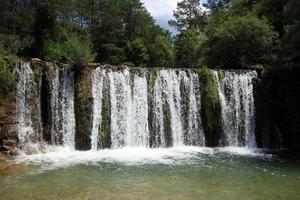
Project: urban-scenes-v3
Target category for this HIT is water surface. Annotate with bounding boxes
[1,147,299,200]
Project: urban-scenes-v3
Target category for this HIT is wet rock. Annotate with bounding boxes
[0,153,5,161]
[75,66,94,150]
[0,153,8,170]
[3,139,16,147]
[0,145,13,151]
[8,148,20,156]
[24,144,38,155]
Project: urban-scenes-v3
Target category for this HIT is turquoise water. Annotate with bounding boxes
[1,147,300,200]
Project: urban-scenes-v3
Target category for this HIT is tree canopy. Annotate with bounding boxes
[0,0,299,69]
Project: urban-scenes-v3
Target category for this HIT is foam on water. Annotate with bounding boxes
[15,146,268,171]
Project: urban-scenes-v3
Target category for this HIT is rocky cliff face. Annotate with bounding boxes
[74,66,94,150]
[255,67,300,152]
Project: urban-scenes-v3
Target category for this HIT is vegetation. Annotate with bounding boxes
[0,0,172,68]
[0,50,19,94]
[197,67,222,146]
[202,13,277,68]
[0,63,16,95]
[0,0,299,70]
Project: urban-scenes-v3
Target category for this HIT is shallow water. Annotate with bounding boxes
[1,147,300,200]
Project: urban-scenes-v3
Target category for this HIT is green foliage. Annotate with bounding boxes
[174,28,203,68]
[281,0,300,65]
[0,0,299,69]
[44,34,96,70]
[198,67,222,146]
[168,0,207,32]
[125,39,149,67]
[148,36,174,68]
[253,0,287,37]
[203,13,277,68]
[204,0,231,12]
[0,63,16,95]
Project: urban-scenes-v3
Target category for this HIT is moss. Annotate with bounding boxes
[0,62,16,95]
[74,67,94,150]
[148,67,161,147]
[149,67,159,88]
[163,100,172,147]
[0,53,19,95]
[197,67,222,147]
[218,69,225,81]
[99,76,111,148]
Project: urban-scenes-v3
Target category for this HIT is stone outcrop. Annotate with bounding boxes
[74,66,94,150]
[255,67,300,151]
[0,138,19,156]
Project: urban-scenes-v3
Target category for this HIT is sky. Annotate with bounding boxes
[141,0,207,34]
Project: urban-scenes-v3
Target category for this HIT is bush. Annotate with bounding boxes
[125,39,149,67]
[148,35,174,68]
[44,34,96,71]
[174,28,203,68]
[203,13,278,68]
[0,34,33,55]
[0,63,16,95]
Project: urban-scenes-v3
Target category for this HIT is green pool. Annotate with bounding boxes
[1,147,300,200]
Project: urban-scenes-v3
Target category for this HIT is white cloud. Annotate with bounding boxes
[141,0,180,18]
[141,0,207,34]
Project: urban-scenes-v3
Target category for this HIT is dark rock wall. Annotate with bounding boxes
[74,67,94,150]
[255,67,300,151]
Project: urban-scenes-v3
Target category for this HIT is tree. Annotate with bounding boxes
[204,0,231,12]
[0,0,34,55]
[174,28,202,68]
[125,38,149,67]
[203,13,277,68]
[281,0,300,65]
[31,0,61,58]
[148,35,174,68]
[168,0,207,32]
[254,0,288,37]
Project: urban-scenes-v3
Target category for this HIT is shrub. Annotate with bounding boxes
[125,39,149,67]
[203,13,278,68]
[44,34,96,71]
[0,63,16,95]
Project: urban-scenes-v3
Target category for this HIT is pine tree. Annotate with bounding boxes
[168,0,206,32]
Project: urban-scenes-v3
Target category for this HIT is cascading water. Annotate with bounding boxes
[213,70,257,147]
[50,67,75,149]
[15,62,42,148]
[90,68,205,149]
[90,67,104,150]
[109,68,149,148]
[182,71,205,146]
[152,69,205,147]
[90,67,150,149]
[14,62,258,151]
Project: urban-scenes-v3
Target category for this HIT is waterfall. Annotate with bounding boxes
[183,71,205,146]
[213,70,257,147]
[90,67,104,151]
[14,62,258,151]
[15,62,42,148]
[90,68,204,149]
[90,67,150,149]
[152,70,205,147]
[50,67,75,149]
[109,68,149,148]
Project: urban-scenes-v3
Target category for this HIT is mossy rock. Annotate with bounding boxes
[162,97,172,147]
[74,67,94,150]
[99,74,111,149]
[197,67,222,147]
